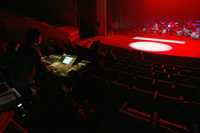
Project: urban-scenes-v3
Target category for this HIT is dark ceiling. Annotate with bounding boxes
[0,0,77,26]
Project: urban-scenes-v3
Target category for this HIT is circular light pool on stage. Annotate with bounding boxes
[129,42,173,52]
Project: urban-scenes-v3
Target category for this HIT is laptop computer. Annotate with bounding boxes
[61,54,77,68]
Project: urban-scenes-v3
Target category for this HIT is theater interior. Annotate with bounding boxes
[0,0,200,132]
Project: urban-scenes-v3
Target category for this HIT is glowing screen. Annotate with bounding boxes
[62,56,74,64]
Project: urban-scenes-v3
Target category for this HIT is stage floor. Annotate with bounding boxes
[92,33,200,59]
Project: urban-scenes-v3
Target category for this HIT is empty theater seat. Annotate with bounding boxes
[156,95,200,133]
[87,45,200,132]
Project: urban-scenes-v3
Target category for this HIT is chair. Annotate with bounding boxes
[103,82,128,118]
[154,79,182,98]
[172,73,191,85]
[153,71,171,81]
[175,83,200,102]
[120,102,152,123]
[156,96,192,133]
[135,67,153,78]
[115,72,135,87]
[0,111,28,133]
[120,87,155,122]
[133,75,155,91]
[102,68,118,81]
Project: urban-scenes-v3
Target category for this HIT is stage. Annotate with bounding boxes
[91,33,200,59]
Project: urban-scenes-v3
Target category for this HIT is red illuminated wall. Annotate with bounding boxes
[109,0,200,31]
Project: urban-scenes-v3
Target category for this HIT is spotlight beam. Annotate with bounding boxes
[133,37,186,44]
[129,42,173,52]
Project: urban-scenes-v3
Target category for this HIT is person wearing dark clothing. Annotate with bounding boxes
[11,43,44,86]
[6,29,46,95]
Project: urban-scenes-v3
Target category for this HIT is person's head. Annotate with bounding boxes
[25,28,43,46]
[7,41,21,53]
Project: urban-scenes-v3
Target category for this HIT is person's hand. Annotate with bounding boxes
[47,65,55,72]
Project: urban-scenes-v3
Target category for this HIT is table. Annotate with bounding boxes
[42,54,90,77]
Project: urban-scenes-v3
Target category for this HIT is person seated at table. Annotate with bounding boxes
[6,28,47,96]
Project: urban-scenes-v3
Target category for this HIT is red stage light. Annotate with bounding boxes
[133,37,186,44]
[129,42,173,52]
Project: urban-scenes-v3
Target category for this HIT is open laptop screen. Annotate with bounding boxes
[61,54,77,66]
[62,56,74,64]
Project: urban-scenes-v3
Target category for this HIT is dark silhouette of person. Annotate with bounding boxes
[6,28,46,96]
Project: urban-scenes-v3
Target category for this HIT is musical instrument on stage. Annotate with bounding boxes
[141,20,200,40]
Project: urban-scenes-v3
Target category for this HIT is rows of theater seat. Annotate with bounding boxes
[87,45,200,133]
[105,60,200,100]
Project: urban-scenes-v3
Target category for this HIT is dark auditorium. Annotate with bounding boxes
[0,0,200,132]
